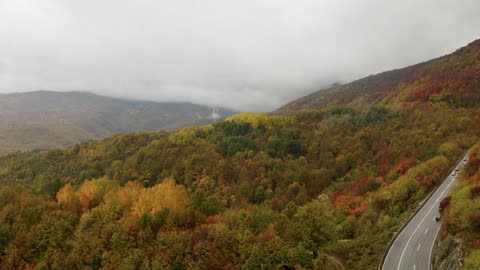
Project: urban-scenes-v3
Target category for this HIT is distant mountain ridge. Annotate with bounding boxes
[275,61,430,113]
[0,91,237,154]
[276,39,480,113]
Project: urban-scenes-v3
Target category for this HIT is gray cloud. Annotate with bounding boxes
[0,0,479,111]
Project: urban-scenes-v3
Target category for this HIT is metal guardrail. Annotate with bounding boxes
[378,151,468,270]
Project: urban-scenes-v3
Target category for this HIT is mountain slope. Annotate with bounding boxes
[0,91,237,154]
[276,39,480,113]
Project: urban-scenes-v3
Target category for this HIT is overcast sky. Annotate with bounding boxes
[0,0,479,111]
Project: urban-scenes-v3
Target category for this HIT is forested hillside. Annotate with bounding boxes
[0,91,236,155]
[0,40,479,269]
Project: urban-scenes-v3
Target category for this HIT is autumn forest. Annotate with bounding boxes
[0,40,480,270]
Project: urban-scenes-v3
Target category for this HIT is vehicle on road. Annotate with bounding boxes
[382,153,465,270]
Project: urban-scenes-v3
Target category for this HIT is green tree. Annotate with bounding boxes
[293,196,336,258]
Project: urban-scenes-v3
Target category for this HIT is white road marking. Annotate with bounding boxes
[384,154,468,270]
[397,180,452,270]
[417,243,421,252]
[428,225,441,270]
[448,180,454,187]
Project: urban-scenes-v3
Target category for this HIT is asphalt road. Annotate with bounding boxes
[382,153,469,270]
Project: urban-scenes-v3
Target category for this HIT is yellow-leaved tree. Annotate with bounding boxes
[132,178,189,215]
[56,183,78,212]
[104,180,144,209]
[77,177,118,211]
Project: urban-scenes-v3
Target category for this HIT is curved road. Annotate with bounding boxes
[382,153,469,270]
